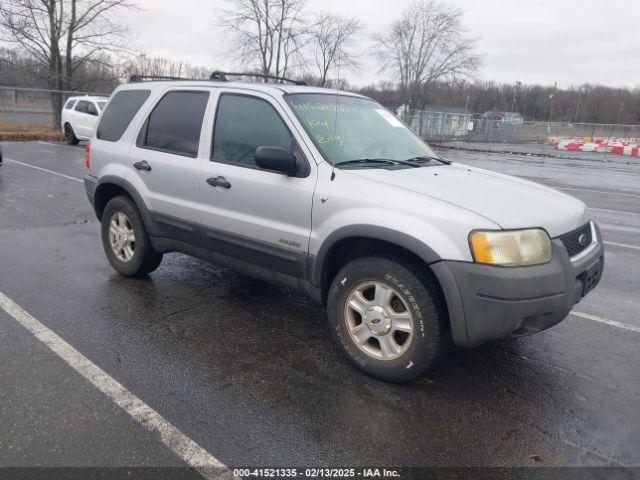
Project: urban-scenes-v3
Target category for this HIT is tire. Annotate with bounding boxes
[327,256,448,383]
[64,124,79,145]
[101,196,163,277]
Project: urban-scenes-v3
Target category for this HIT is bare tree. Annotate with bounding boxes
[121,54,212,80]
[310,12,361,87]
[218,0,309,78]
[0,0,136,128]
[374,0,480,110]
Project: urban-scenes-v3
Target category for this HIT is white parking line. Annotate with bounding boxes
[5,157,83,183]
[0,292,230,479]
[37,140,81,149]
[604,240,640,251]
[572,311,640,334]
[558,187,640,199]
[589,207,640,217]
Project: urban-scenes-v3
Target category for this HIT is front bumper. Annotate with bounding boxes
[432,223,604,347]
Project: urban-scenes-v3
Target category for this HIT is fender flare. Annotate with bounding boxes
[310,224,442,288]
[94,175,154,233]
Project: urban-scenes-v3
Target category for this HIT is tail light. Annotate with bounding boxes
[85,142,91,169]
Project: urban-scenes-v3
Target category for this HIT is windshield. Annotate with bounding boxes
[98,101,107,111]
[285,93,441,166]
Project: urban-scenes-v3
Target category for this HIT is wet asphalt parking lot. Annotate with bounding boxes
[0,141,639,476]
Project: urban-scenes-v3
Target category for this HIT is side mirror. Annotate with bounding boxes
[255,146,297,175]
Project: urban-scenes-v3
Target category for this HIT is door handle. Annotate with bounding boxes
[207,176,231,189]
[133,161,152,172]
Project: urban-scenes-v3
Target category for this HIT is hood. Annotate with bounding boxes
[347,163,588,238]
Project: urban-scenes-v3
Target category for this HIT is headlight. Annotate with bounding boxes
[469,229,551,266]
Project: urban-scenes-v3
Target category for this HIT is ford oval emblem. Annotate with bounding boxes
[578,233,589,246]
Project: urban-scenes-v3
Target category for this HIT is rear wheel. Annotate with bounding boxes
[327,256,448,382]
[101,196,163,277]
[64,123,79,145]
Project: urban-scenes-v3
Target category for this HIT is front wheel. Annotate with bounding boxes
[101,196,163,277]
[327,256,448,382]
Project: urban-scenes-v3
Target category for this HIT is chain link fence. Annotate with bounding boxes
[0,86,110,138]
[397,108,640,144]
[396,107,640,161]
[465,119,640,145]
[397,108,474,143]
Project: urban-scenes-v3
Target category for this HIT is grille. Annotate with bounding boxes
[559,223,592,258]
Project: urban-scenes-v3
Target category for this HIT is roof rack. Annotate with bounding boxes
[210,71,306,86]
[128,75,191,83]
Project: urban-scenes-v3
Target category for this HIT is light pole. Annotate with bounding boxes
[574,92,582,123]
[511,81,521,113]
[617,101,626,125]
[548,93,555,121]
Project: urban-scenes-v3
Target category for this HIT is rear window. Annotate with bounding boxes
[97,90,151,142]
[140,91,209,157]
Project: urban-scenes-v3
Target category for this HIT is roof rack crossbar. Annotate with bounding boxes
[128,75,192,83]
[210,71,306,86]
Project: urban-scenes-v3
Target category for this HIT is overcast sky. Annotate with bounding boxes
[129,0,640,89]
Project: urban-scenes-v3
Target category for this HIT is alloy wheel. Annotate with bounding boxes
[343,281,415,360]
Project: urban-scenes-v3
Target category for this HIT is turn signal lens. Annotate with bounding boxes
[469,229,551,266]
[85,142,91,169]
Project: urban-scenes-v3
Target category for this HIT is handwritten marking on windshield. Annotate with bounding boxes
[306,119,330,130]
[316,134,344,146]
[291,102,350,112]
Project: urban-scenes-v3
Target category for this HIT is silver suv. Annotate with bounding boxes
[84,72,604,382]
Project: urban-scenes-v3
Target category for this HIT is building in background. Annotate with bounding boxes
[481,111,524,125]
[396,105,473,140]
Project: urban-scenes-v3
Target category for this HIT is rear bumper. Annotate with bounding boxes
[432,223,604,347]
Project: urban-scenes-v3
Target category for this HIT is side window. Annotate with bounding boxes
[140,91,209,158]
[86,102,99,116]
[64,99,77,110]
[97,90,150,142]
[212,94,293,168]
[75,101,89,113]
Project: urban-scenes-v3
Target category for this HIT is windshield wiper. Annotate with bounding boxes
[404,155,451,165]
[335,158,420,168]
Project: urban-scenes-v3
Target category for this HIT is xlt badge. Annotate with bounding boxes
[279,239,302,249]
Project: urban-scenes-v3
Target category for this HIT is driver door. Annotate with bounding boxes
[198,89,316,280]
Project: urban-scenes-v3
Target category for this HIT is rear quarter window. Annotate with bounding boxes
[64,99,77,110]
[97,90,151,142]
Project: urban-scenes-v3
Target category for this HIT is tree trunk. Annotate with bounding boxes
[47,0,64,130]
[65,0,77,91]
[51,91,64,130]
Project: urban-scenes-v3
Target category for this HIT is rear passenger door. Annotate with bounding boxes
[84,101,101,135]
[198,90,316,279]
[126,88,212,243]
